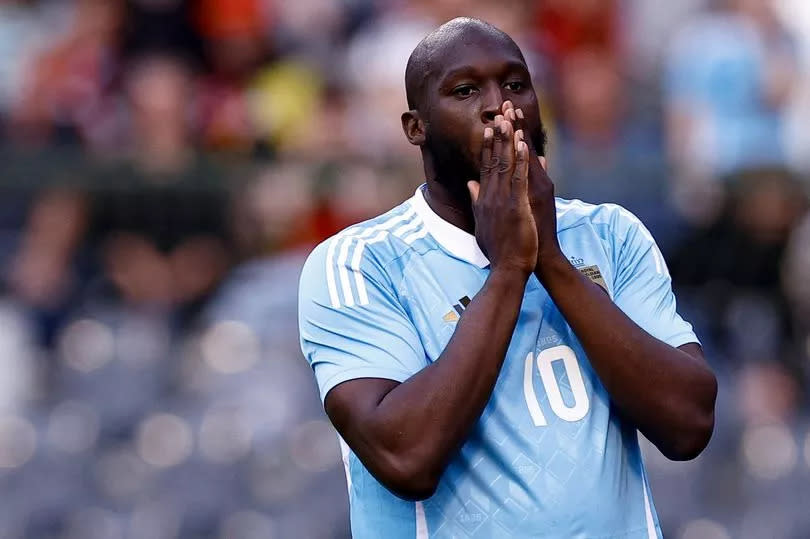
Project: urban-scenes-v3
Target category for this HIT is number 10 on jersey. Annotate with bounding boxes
[523,345,590,426]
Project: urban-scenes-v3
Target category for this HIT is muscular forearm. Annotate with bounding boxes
[351,269,528,497]
[537,255,717,460]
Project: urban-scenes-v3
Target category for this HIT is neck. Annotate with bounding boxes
[420,148,477,234]
[423,178,475,235]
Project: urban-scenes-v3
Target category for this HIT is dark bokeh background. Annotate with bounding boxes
[0,1,810,538]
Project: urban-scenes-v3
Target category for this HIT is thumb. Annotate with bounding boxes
[467,180,480,203]
[538,156,547,172]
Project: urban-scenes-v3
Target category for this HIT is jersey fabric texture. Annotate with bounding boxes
[298,185,698,539]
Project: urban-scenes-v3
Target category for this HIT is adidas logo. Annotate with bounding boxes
[443,296,471,322]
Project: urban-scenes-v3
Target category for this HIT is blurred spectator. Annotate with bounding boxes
[670,168,807,379]
[83,53,231,314]
[621,0,706,80]
[10,0,124,148]
[194,0,327,157]
[341,1,434,159]
[551,47,675,244]
[124,53,195,172]
[664,0,799,191]
[194,0,270,154]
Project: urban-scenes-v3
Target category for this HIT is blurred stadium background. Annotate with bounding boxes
[0,0,809,537]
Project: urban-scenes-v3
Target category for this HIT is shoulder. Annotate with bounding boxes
[304,199,425,272]
[555,198,662,272]
[556,198,647,242]
[300,198,428,306]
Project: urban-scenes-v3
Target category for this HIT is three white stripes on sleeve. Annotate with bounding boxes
[325,204,427,308]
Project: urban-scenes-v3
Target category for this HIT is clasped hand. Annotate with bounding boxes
[468,101,561,279]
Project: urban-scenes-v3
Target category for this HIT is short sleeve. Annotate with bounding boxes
[611,210,699,349]
[298,239,427,402]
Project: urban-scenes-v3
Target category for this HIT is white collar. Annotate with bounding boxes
[409,185,489,268]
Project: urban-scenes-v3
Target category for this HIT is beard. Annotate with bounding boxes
[424,123,548,206]
[424,129,479,206]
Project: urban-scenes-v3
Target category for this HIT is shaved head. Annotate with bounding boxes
[405,17,525,111]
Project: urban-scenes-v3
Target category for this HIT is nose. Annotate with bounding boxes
[480,83,503,124]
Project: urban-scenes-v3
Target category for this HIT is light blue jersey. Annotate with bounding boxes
[298,185,698,538]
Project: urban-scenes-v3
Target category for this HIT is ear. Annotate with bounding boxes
[401,110,426,146]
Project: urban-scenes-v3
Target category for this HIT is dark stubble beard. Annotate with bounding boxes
[424,129,478,208]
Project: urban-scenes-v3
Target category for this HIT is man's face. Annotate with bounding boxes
[421,36,545,199]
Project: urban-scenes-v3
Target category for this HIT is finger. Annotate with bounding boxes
[491,120,506,188]
[500,99,516,126]
[513,109,546,185]
[515,109,524,133]
[505,107,516,125]
[512,140,529,197]
[497,119,515,196]
[481,126,494,163]
[513,108,532,153]
[498,119,514,162]
[467,180,480,204]
[514,130,525,166]
[479,126,494,194]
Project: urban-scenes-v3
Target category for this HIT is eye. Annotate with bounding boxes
[504,81,524,92]
[452,85,477,98]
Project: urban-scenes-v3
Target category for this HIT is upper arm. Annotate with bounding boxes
[611,208,700,349]
[324,377,400,442]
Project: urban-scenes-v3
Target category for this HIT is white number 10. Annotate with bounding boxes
[523,345,590,426]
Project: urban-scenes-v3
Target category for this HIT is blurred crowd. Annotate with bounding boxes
[0,0,809,538]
